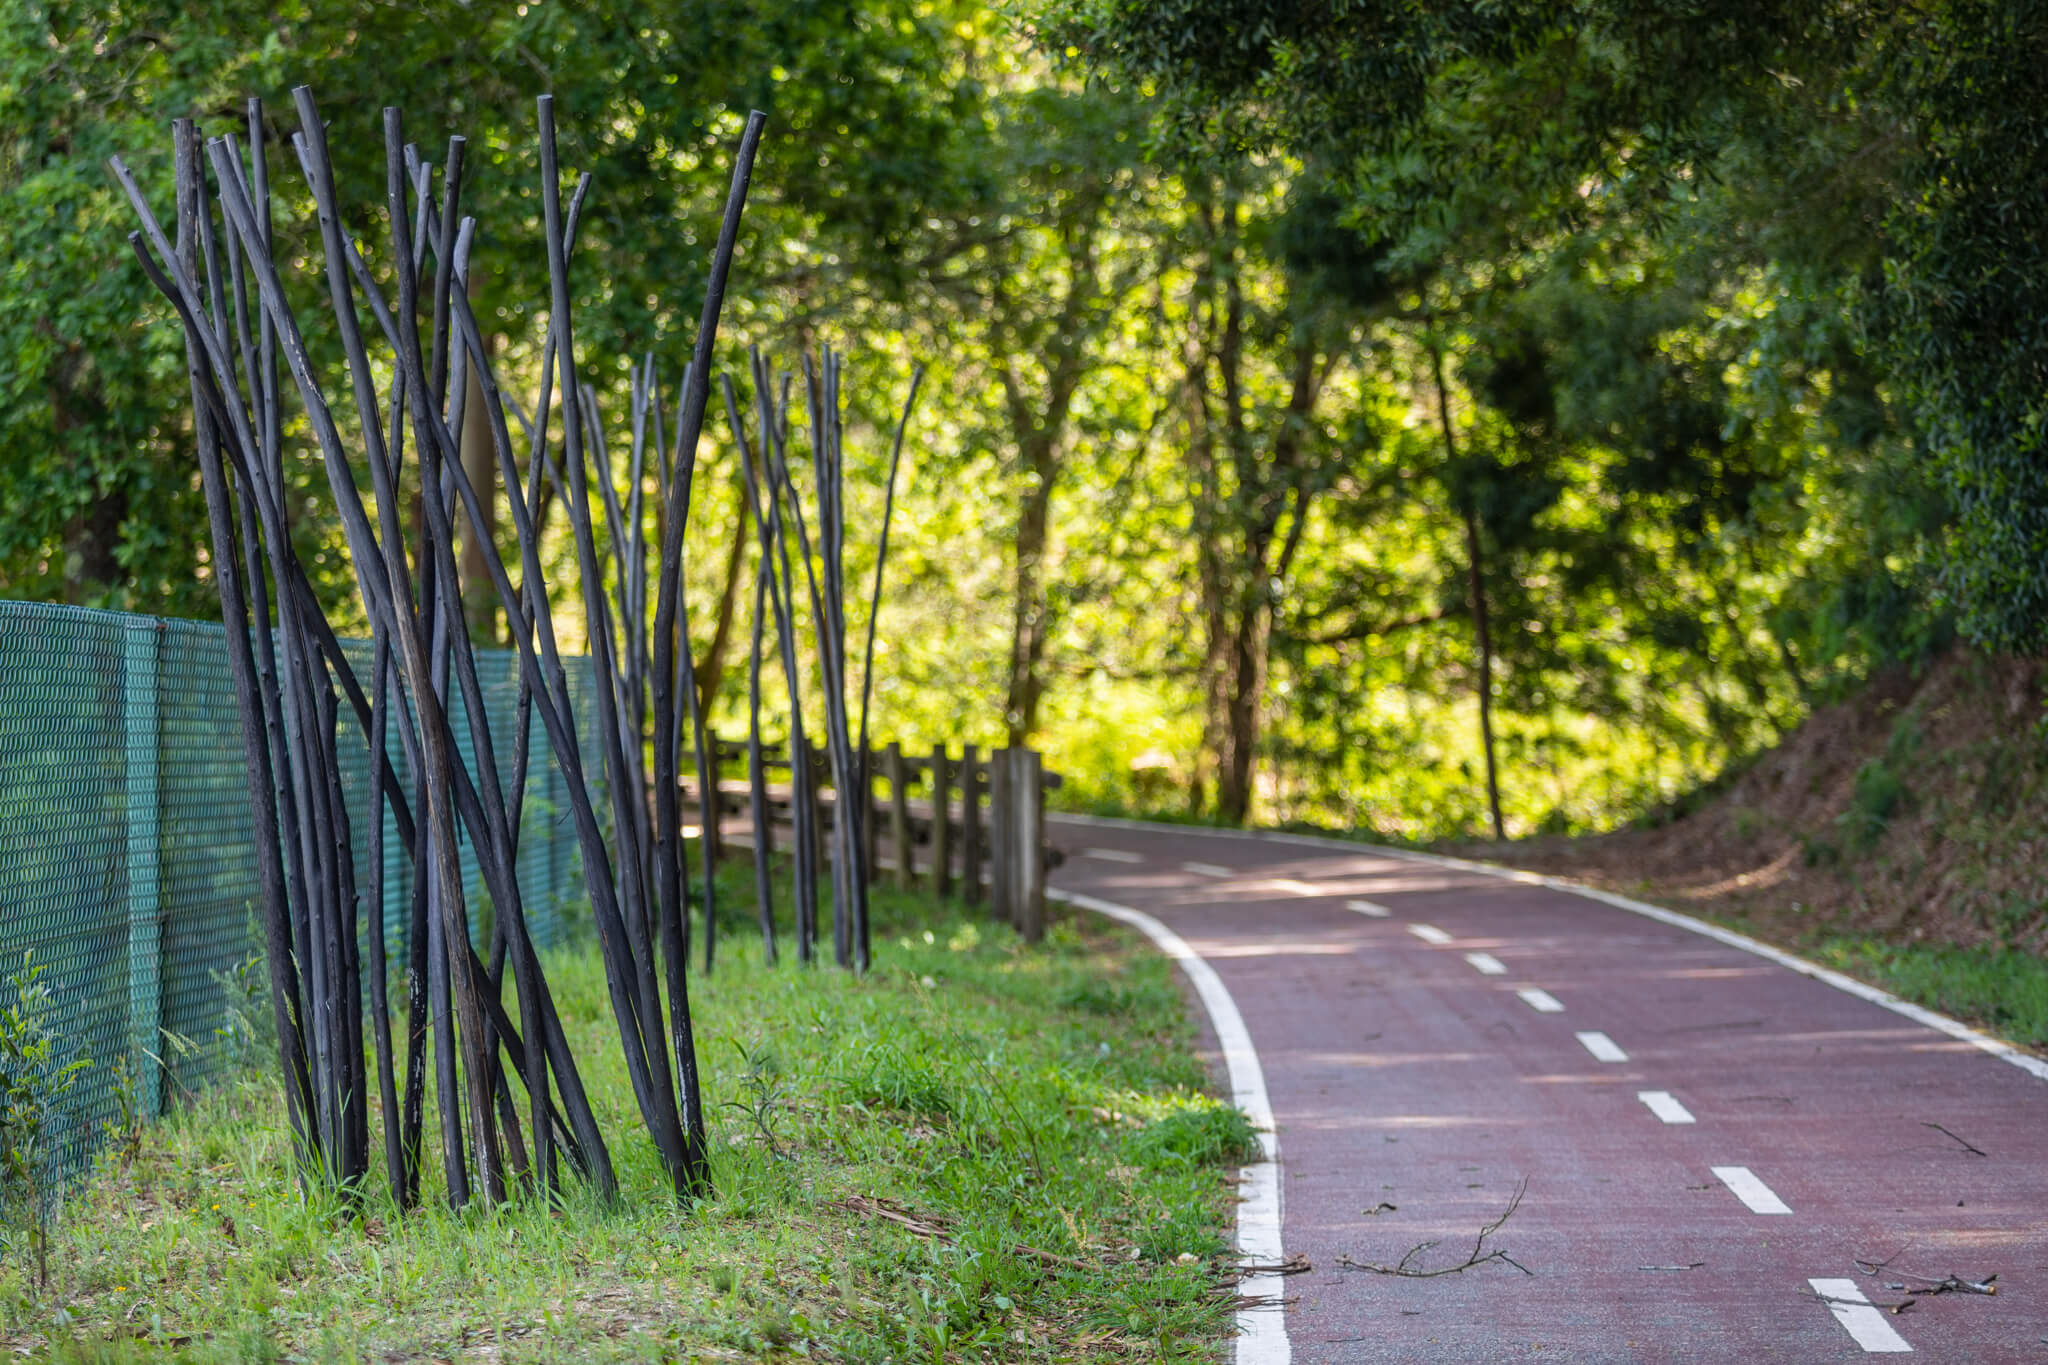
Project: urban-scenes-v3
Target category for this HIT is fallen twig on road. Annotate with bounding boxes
[1638,1263,1705,1272]
[1807,1285,1917,1316]
[1853,1248,1997,1297]
[1335,1177,1532,1278]
[1922,1121,1988,1156]
[1907,1272,1998,1297]
[1238,1253,1311,1276]
[1854,1245,1911,1275]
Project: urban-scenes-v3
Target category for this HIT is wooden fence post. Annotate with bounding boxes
[806,740,827,898]
[124,618,164,1119]
[929,744,951,898]
[863,745,881,886]
[988,747,1012,925]
[886,742,911,889]
[1015,748,1045,942]
[960,744,982,905]
[701,728,723,867]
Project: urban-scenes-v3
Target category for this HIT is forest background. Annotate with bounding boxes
[6,0,2044,841]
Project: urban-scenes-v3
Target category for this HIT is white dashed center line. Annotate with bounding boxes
[1575,1030,1629,1063]
[1406,924,1453,945]
[1636,1090,1696,1124]
[1463,951,1507,975]
[1808,1278,1913,1353]
[1346,899,1392,918]
[1182,861,1231,878]
[1517,987,1564,1013]
[1082,848,1144,864]
[1712,1166,1793,1215]
[1271,878,1321,896]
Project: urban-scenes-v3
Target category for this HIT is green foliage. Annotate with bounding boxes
[1808,937,2048,1050]
[1877,2,2048,655]
[1122,1098,1259,1170]
[0,953,90,1288]
[1838,713,1920,854]
[14,0,2043,844]
[6,875,1236,1359]
[209,951,273,1073]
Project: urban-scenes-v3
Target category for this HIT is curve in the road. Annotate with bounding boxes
[1052,814,2047,1363]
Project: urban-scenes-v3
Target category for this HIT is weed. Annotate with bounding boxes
[105,1055,145,1170]
[1123,1097,1260,1170]
[1800,832,1841,867]
[720,1038,788,1158]
[210,949,273,1072]
[1837,709,1922,852]
[0,953,91,1289]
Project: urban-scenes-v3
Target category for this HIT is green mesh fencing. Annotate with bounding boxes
[0,598,604,1177]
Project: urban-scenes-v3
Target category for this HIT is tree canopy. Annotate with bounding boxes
[5,0,2041,838]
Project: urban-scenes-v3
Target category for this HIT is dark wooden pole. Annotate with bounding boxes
[1016,748,1045,942]
[886,741,912,889]
[929,744,951,898]
[961,744,982,906]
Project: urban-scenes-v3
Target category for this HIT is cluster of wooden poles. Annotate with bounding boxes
[107,89,940,1211]
[709,739,1056,943]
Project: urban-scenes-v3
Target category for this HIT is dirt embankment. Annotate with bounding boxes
[1444,648,2048,955]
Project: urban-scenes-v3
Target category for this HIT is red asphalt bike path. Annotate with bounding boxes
[1046,815,2048,1363]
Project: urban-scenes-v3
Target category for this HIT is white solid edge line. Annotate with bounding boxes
[1464,951,1508,975]
[1517,987,1564,1013]
[1345,899,1392,918]
[1045,812,2048,1084]
[1808,1278,1914,1353]
[1636,1090,1696,1124]
[1575,1029,1629,1063]
[1050,887,1289,1365]
[1407,923,1453,945]
[1712,1165,1793,1215]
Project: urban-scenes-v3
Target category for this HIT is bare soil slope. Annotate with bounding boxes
[1446,648,2048,956]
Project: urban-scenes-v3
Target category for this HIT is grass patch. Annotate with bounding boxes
[2,872,1241,1362]
[1801,936,2048,1049]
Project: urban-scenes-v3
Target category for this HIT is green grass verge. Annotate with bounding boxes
[1776,932,2048,1051]
[4,875,1248,1362]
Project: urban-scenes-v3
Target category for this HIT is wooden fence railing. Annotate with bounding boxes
[696,738,1063,941]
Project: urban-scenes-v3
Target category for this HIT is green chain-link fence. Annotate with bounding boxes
[0,599,603,1176]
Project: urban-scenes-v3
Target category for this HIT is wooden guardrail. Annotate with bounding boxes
[695,737,1063,941]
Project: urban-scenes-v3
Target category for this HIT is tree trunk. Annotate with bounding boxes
[995,222,1104,749]
[1213,596,1268,824]
[1005,435,1056,746]
[62,488,128,602]
[54,351,128,603]
[1430,338,1505,840]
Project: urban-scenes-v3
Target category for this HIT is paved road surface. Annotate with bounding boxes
[1047,815,2048,1363]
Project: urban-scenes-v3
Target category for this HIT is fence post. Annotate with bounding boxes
[862,745,881,886]
[802,741,820,883]
[1015,748,1045,943]
[124,618,165,1119]
[929,744,951,898]
[886,742,911,889]
[701,728,723,868]
[988,747,1012,925]
[960,744,982,905]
